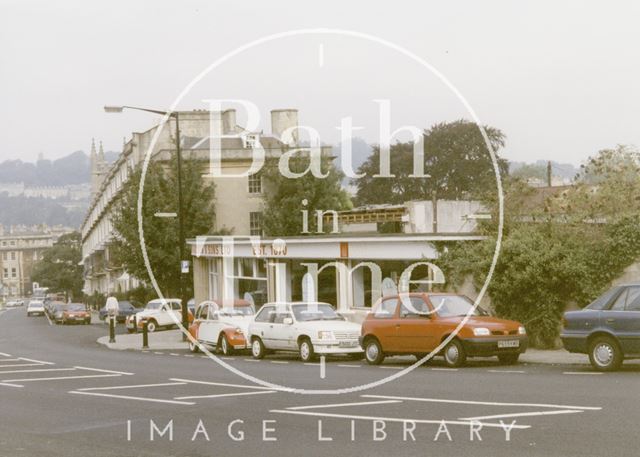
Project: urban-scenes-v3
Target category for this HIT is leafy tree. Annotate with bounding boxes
[32,232,83,301]
[354,120,507,205]
[111,156,215,297]
[261,156,351,236]
[439,145,640,347]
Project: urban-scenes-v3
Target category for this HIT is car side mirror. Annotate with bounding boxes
[283,317,293,325]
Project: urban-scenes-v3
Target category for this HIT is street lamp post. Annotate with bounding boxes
[104,105,190,340]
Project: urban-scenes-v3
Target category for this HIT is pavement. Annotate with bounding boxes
[97,328,594,365]
[3,306,640,457]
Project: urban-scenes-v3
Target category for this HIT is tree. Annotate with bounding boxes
[32,232,83,300]
[261,156,351,236]
[438,145,640,347]
[354,120,507,205]
[111,156,216,297]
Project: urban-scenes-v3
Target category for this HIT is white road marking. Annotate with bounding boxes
[19,357,54,365]
[170,378,278,391]
[77,382,187,391]
[0,368,77,375]
[320,356,326,379]
[269,409,530,429]
[0,363,47,368]
[378,366,403,370]
[303,363,319,366]
[0,382,24,388]
[169,353,180,356]
[270,361,289,364]
[154,212,177,218]
[69,390,195,405]
[45,313,53,326]
[362,395,602,411]
[563,371,603,376]
[74,366,134,375]
[337,364,361,368]
[154,352,164,355]
[243,359,261,362]
[0,358,22,362]
[430,368,458,371]
[184,355,194,358]
[460,409,584,421]
[2,374,122,383]
[0,352,12,357]
[287,400,403,411]
[488,369,525,374]
[220,357,234,360]
[175,390,276,400]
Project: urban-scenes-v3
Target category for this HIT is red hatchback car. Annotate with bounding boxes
[360,293,528,367]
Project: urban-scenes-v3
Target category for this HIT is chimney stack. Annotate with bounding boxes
[270,109,298,146]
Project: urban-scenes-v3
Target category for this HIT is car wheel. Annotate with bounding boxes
[27,312,31,317]
[299,338,316,362]
[251,337,266,359]
[589,336,622,372]
[498,353,520,365]
[146,320,157,333]
[364,338,385,365]
[443,339,467,368]
[219,335,234,356]
[189,340,200,353]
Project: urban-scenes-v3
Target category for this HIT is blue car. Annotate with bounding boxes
[99,300,141,323]
[561,283,640,371]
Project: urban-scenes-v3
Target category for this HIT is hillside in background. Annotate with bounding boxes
[509,160,579,182]
[0,150,119,185]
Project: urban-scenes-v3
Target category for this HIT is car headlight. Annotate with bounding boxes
[234,327,243,334]
[318,331,333,340]
[473,327,491,336]
[518,326,526,335]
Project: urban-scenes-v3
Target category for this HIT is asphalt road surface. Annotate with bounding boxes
[1,306,638,457]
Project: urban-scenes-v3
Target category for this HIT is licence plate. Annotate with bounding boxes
[498,340,519,348]
[339,341,358,348]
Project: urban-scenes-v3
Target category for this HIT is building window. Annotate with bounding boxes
[11,268,16,278]
[248,172,262,194]
[1,252,6,261]
[3,268,7,279]
[10,251,16,260]
[249,212,263,236]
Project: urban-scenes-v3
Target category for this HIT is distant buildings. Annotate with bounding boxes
[0,224,74,298]
[0,182,91,200]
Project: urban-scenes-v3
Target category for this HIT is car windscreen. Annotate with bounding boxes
[68,304,86,311]
[145,302,163,310]
[119,301,134,310]
[291,304,343,321]
[586,287,622,310]
[430,295,486,317]
[218,306,254,316]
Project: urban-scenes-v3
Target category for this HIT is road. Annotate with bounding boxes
[0,306,638,457]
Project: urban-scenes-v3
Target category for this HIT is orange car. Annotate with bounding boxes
[360,293,528,367]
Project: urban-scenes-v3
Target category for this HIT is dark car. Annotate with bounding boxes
[99,300,140,323]
[561,283,640,371]
[50,302,68,324]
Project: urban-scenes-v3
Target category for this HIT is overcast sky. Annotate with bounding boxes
[1,0,638,166]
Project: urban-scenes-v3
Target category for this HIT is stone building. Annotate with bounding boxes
[80,108,326,296]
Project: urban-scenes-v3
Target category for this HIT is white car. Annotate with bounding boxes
[26,300,45,316]
[248,302,364,362]
[188,299,255,355]
[6,300,24,308]
[125,298,186,333]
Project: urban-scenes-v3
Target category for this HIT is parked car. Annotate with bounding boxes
[561,283,640,371]
[26,299,45,316]
[60,303,91,325]
[44,299,57,318]
[248,302,363,362]
[51,302,68,324]
[5,299,24,307]
[360,293,528,367]
[125,298,193,333]
[99,300,140,323]
[188,299,255,354]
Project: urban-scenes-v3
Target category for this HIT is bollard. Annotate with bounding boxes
[133,315,137,334]
[108,316,116,343]
[142,320,149,349]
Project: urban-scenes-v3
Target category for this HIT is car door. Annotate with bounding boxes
[251,306,276,348]
[194,305,212,342]
[601,286,640,354]
[398,296,436,352]
[372,298,401,352]
[268,310,295,350]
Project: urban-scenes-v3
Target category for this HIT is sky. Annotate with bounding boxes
[0,0,639,166]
